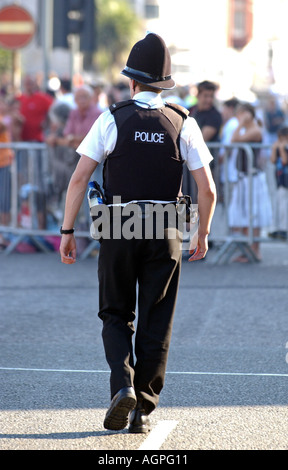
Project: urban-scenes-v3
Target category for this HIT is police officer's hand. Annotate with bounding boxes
[188,234,208,262]
[60,234,77,264]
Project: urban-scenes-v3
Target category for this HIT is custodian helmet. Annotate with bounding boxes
[121,33,175,90]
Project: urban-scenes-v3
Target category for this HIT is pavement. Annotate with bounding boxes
[0,238,288,452]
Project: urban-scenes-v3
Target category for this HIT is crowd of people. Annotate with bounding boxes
[0,74,288,257]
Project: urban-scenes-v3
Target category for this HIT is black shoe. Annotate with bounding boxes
[128,407,151,434]
[104,387,137,431]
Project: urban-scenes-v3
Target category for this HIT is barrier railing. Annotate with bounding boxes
[208,142,256,264]
[0,141,287,263]
[183,141,287,264]
[0,142,93,258]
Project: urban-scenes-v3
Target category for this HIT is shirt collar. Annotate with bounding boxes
[133,91,163,109]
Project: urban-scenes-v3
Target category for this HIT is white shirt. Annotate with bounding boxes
[220,116,239,183]
[56,93,76,109]
[77,91,213,172]
[221,116,239,147]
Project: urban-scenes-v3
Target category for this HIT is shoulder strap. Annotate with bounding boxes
[164,102,189,120]
[110,100,189,119]
[109,99,135,115]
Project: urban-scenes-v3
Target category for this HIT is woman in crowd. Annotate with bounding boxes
[228,102,272,261]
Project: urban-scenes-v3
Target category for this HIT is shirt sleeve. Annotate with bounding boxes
[180,117,213,171]
[76,110,117,163]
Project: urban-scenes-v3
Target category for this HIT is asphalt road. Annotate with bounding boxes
[0,241,288,452]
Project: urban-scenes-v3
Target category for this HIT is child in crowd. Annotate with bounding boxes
[269,127,288,240]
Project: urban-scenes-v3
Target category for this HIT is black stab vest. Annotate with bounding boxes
[103,100,189,204]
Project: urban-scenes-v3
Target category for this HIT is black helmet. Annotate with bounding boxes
[121,33,175,90]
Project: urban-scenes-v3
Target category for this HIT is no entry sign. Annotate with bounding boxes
[0,5,35,50]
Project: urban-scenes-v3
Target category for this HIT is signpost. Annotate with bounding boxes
[0,5,36,92]
[0,4,35,50]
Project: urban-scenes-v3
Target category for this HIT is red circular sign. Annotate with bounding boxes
[0,5,35,50]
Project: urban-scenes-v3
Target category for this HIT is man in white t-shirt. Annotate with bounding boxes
[59,33,216,434]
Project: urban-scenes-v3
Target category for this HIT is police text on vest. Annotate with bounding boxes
[134,131,165,143]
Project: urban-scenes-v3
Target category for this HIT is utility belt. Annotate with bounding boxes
[88,180,193,222]
[106,196,193,223]
[88,181,197,242]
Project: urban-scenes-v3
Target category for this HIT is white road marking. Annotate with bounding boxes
[0,367,109,373]
[138,420,178,451]
[0,367,288,378]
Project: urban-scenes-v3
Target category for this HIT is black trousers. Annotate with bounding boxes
[97,217,182,414]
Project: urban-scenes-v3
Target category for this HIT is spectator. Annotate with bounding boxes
[56,78,76,109]
[228,102,272,261]
[18,75,54,142]
[5,97,25,142]
[59,85,102,149]
[0,104,14,248]
[269,126,288,240]
[187,80,222,210]
[17,76,54,231]
[45,102,71,147]
[106,83,130,107]
[90,82,107,112]
[264,96,285,145]
[162,87,187,108]
[45,102,72,215]
[219,98,240,197]
[189,80,222,143]
[46,85,101,223]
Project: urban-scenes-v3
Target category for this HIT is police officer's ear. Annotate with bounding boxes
[129,79,138,96]
[132,79,137,92]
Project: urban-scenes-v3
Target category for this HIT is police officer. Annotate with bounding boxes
[60,33,216,433]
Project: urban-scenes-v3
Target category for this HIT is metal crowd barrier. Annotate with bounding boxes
[0,141,287,263]
[0,142,92,258]
[207,142,256,264]
[184,141,287,264]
